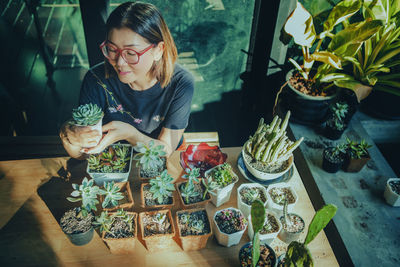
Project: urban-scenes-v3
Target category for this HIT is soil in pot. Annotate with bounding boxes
[142,184,173,207]
[243,151,290,174]
[178,210,211,236]
[269,187,295,205]
[280,214,304,233]
[260,214,280,235]
[60,208,94,235]
[104,216,135,239]
[178,182,210,205]
[239,186,267,206]
[215,209,247,234]
[102,182,134,210]
[322,147,345,173]
[141,212,173,237]
[289,72,335,97]
[239,242,276,267]
[140,157,167,178]
[389,180,400,195]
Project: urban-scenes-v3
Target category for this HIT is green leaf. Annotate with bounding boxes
[285,241,314,267]
[323,0,361,33]
[70,190,80,197]
[250,200,265,233]
[363,0,388,21]
[252,232,260,267]
[67,197,81,203]
[334,79,373,102]
[329,20,383,57]
[304,204,337,245]
[310,51,342,69]
[284,1,316,47]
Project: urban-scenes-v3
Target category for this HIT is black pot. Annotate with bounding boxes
[324,123,345,140]
[239,241,277,267]
[362,90,400,120]
[338,89,359,125]
[322,147,344,173]
[65,226,94,246]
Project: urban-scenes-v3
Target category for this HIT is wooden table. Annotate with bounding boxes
[0,147,338,266]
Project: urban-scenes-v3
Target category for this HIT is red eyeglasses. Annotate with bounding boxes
[100,41,155,65]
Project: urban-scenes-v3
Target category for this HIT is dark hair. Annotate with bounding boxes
[104,2,177,88]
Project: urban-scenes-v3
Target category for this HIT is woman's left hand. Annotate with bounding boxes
[82,121,136,154]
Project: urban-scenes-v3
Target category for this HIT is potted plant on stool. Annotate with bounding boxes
[141,170,175,209]
[343,138,372,172]
[60,177,101,246]
[322,143,346,173]
[176,208,212,251]
[177,168,211,208]
[94,209,137,254]
[324,102,348,140]
[133,140,167,179]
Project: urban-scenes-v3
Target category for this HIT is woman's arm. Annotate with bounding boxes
[82,121,184,156]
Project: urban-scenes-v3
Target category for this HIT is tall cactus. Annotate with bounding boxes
[244,111,304,165]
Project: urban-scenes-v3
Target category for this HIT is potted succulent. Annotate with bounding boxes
[139,209,175,252]
[322,143,346,173]
[99,181,134,211]
[141,170,175,209]
[60,177,101,246]
[343,138,372,172]
[133,140,167,179]
[266,183,298,216]
[247,210,282,245]
[239,200,277,267]
[177,167,211,208]
[384,178,400,207]
[324,102,348,140]
[176,208,212,251]
[93,210,138,254]
[87,143,133,186]
[242,111,303,181]
[278,204,337,266]
[204,163,239,207]
[213,207,248,247]
[237,183,268,218]
[70,103,104,147]
[276,0,382,124]
[278,199,305,244]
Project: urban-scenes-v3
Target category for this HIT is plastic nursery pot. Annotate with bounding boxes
[322,147,344,173]
[87,144,133,186]
[138,156,167,180]
[384,178,400,207]
[60,208,95,246]
[139,209,176,252]
[100,182,134,211]
[212,207,248,247]
[237,183,268,219]
[140,183,175,209]
[247,212,282,245]
[324,123,345,140]
[205,164,239,207]
[266,183,298,216]
[65,227,94,246]
[241,147,294,181]
[176,182,211,208]
[102,212,138,254]
[343,153,371,173]
[278,213,305,244]
[176,208,212,251]
[238,241,277,267]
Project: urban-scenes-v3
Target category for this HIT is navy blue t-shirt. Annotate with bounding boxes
[79,63,194,139]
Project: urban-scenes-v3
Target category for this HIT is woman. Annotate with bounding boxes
[60,2,194,159]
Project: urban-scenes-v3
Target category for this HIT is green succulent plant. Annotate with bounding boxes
[149,170,175,204]
[72,103,103,126]
[345,138,372,159]
[87,144,131,173]
[133,140,166,173]
[208,163,236,188]
[67,177,101,217]
[201,176,219,200]
[180,182,200,204]
[190,220,205,234]
[243,188,261,205]
[327,102,348,130]
[99,181,124,209]
[113,209,134,232]
[93,209,134,237]
[181,168,201,203]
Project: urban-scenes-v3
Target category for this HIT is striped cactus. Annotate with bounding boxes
[72,103,104,126]
[245,111,303,165]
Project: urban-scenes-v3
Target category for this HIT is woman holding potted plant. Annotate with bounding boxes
[59,1,194,159]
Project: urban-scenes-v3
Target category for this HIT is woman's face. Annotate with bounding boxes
[107,27,162,87]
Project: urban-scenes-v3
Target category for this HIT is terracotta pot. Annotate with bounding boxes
[176,182,211,208]
[140,183,175,209]
[102,212,138,254]
[176,208,212,251]
[343,153,370,172]
[100,182,134,211]
[139,209,176,252]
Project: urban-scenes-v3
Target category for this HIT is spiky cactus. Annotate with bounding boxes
[72,103,104,126]
[245,111,304,165]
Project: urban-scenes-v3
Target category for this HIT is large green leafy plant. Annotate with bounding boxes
[320,0,400,101]
[99,181,124,209]
[284,204,337,267]
[282,0,382,94]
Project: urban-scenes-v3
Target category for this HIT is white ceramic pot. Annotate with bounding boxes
[384,178,400,207]
[247,211,282,245]
[266,183,298,216]
[278,213,305,244]
[205,164,239,207]
[213,207,247,247]
[237,183,268,219]
[87,144,133,186]
[241,148,293,181]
